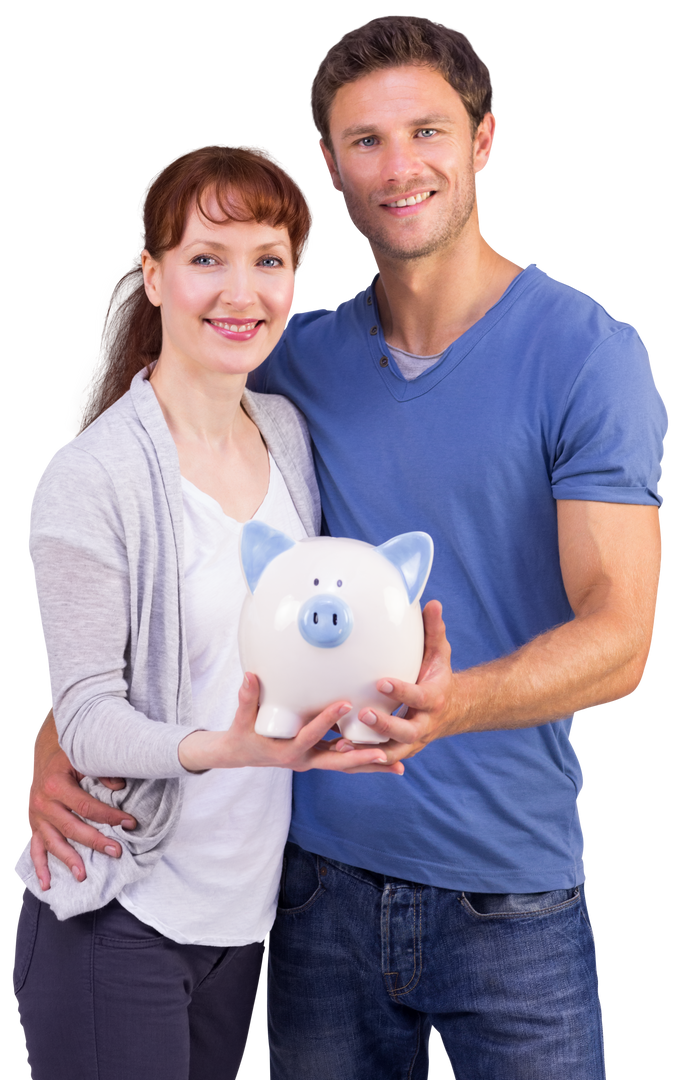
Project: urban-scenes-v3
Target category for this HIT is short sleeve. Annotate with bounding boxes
[551,327,667,506]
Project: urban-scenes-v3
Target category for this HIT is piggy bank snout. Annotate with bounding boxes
[298,594,353,649]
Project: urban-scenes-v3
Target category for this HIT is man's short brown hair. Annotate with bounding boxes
[311,16,492,149]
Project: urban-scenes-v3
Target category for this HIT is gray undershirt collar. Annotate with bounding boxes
[386,343,447,381]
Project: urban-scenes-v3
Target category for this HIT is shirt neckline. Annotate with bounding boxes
[181,452,276,525]
[367,264,541,401]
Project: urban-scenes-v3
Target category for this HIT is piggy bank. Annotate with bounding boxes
[238,523,434,744]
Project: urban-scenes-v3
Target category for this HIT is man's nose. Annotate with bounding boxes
[380,138,422,186]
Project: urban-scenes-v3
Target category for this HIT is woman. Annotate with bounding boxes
[14,145,399,1080]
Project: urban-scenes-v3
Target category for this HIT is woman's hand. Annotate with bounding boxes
[29,712,137,889]
[178,674,406,775]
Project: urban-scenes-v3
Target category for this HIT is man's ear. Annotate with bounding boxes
[473,113,495,175]
[320,139,343,192]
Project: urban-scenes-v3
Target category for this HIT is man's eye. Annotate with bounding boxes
[359,136,377,147]
[418,129,437,138]
[192,255,217,266]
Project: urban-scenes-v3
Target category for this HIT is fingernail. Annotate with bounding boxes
[337,704,352,717]
[362,711,377,726]
[104,845,118,857]
[379,681,394,694]
[121,818,136,829]
[372,754,388,763]
[39,877,49,891]
[243,674,250,689]
[71,866,82,882]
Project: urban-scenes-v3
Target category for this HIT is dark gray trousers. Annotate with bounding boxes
[14,889,263,1080]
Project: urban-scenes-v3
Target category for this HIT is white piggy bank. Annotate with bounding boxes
[238,523,434,743]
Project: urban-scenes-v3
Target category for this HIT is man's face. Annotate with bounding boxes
[322,65,493,261]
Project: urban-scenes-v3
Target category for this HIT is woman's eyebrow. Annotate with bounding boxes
[182,238,290,253]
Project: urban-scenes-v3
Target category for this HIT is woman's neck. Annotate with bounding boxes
[149,350,247,450]
[148,349,270,521]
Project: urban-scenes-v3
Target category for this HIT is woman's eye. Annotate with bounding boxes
[192,255,217,266]
[259,256,283,268]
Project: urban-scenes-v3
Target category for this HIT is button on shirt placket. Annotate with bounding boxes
[369,319,390,370]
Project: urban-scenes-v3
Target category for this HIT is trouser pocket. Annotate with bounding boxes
[14,890,41,995]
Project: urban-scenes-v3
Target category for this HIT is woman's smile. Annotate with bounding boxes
[206,317,264,342]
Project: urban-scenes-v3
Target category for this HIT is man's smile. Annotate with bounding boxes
[380,189,436,216]
[383,190,434,208]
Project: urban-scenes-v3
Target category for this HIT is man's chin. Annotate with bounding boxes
[345,209,454,262]
[371,234,450,261]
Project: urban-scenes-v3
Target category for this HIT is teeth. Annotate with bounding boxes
[210,320,257,332]
[387,191,432,208]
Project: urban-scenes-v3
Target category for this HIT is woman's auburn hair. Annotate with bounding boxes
[311,16,492,149]
[82,145,311,431]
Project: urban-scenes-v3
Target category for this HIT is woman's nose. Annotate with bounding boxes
[220,268,256,311]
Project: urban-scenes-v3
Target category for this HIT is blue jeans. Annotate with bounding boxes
[269,842,605,1079]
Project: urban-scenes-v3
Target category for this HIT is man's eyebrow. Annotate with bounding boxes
[340,115,453,139]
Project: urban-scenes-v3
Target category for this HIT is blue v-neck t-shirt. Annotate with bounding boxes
[249,265,666,891]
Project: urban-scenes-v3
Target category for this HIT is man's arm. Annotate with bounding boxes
[358,501,661,758]
[29,712,136,890]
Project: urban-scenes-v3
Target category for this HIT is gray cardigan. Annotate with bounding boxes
[16,369,320,919]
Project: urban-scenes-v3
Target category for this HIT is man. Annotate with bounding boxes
[28,16,665,1079]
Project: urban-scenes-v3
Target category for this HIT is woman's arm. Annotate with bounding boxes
[29,687,401,886]
[31,446,202,778]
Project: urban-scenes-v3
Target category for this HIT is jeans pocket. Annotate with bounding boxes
[462,885,581,918]
[276,842,325,914]
[14,890,41,995]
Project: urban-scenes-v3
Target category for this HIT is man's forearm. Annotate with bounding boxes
[451,602,652,735]
[364,503,661,757]
[440,500,660,736]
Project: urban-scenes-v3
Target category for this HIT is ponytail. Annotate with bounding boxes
[81,269,161,431]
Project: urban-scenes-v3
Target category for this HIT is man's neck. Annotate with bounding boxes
[373,214,522,357]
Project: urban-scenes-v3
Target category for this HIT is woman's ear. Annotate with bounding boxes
[141,250,162,308]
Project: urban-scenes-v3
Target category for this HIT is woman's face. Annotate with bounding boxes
[142,197,295,378]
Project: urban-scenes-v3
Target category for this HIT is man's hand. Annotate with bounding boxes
[356,601,458,759]
[29,712,137,890]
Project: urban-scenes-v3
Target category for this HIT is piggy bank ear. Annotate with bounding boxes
[240,521,296,594]
[377,532,434,604]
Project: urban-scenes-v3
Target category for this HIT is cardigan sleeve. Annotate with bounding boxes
[30,445,197,779]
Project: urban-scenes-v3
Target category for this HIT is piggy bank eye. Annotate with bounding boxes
[313,578,319,586]
[336,580,343,587]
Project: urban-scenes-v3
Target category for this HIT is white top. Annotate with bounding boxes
[118,454,307,945]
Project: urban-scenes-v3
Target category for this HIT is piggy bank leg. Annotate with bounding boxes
[337,709,390,745]
[255,704,305,739]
